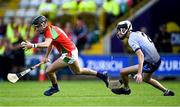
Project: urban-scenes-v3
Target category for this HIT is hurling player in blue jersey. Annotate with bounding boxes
[111,20,174,96]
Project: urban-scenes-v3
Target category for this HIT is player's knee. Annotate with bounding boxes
[120,69,126,75]
[45,66,52,74]
[75,68,88,75]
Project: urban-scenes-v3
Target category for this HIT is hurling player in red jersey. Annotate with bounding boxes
[21,16,109,96]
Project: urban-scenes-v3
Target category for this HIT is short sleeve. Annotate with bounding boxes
[128,35,140,52]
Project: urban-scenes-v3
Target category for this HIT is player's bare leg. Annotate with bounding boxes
[68,60,109,87]
[46,58,68,84]
[143,73,174,96]
[120,65,138,88]
[44,58,68,96]
[69,60,97,75]
[111,65,138,95]
[143,73,166,91]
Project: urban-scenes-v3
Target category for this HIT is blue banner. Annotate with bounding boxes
[156,55,180,76]
[25,54,180,78]
[79,55,129,77]
[133,54,180,77]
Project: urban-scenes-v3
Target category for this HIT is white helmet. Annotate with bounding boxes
[117,20,132,35]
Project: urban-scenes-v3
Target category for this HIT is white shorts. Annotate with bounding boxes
[60,48,78,64]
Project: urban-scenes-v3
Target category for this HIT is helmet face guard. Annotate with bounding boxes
[117,24,129,34]
[32,16,47,26]
[116,21,132,40]
[32,16,47,33]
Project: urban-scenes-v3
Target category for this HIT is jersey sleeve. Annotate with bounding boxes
[128,35,140,52]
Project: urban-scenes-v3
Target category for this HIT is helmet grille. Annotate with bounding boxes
[32,16,47,26]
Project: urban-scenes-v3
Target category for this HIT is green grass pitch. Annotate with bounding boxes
[0,80,179,106]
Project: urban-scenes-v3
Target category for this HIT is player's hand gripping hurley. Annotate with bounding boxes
[7,62,45,83]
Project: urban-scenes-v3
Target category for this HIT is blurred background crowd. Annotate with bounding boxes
[0,0,180,80]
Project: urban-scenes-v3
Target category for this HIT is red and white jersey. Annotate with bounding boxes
[44,25,76,56]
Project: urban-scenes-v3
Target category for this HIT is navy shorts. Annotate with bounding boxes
[143,59,161,73]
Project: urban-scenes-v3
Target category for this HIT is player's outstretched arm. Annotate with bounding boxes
[21,38,52,49]
[34,38,53,48]
[21,40,33,49]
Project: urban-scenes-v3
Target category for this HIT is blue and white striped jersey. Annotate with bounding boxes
[128,31,160,63]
